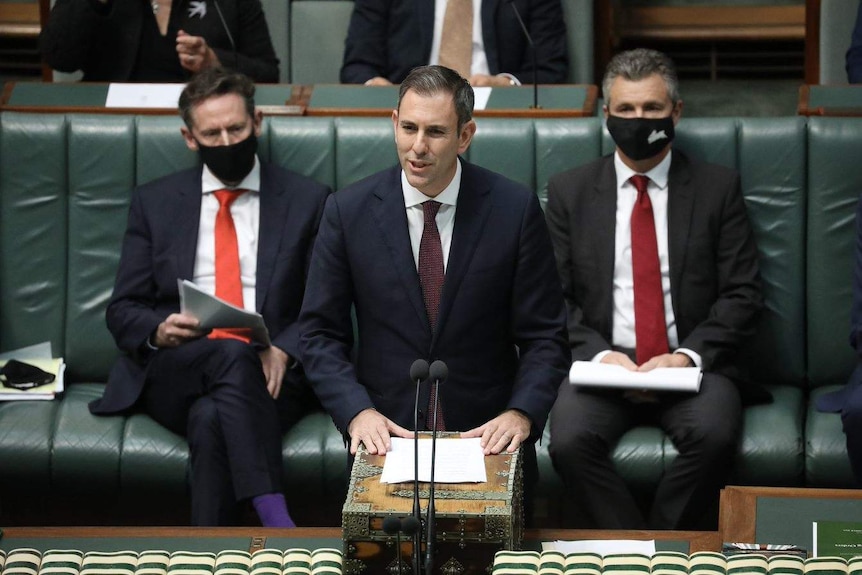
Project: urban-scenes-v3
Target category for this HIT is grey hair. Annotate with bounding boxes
[602,48,680,107]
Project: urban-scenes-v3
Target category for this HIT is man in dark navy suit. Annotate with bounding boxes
[299,66,568,470]
[90,67,331,526]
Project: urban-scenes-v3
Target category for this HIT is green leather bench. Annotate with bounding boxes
[0,112,853,527]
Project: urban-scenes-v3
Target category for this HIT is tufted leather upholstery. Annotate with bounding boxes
[0,113,854,527]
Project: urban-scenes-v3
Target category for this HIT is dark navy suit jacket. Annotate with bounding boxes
[340,0,568,84]
[90,161,331,414]
[847,0,862,83]
[298,160,568,439]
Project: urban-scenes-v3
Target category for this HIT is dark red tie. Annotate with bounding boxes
[630,175,669,365]
[209,188,250,343]
[419,200,445,430]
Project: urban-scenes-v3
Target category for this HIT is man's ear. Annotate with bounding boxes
[457,119,477,155]
[252,108,264,137]
[672,100,683,125]
[181,126,198,151]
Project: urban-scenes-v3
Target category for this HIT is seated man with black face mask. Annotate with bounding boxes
[544,48,763,530]
[89,67,331,527]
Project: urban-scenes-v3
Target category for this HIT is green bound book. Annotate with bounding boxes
[3,548,42,575]
[248,549,281,575]
[689,551,728,575]
[727,553,769,575]
[213,550,251,575]
[768,554,805,575]
[308,549,341,575]
[167,551,216,575]
[281,549,311,575]
[564,552,602,575]
[540,550,566,575]
[492,550,540,574]
[848,557,862,575]
[39,550,84,575]
[135,551,170,575]
[651,551,689,575]
[602,553,651,575]
[1,550,7,572]
[814,522,862,560]
[804,556,849,575]
[80,550,138,575]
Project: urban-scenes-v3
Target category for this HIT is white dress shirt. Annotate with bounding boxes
[192,157,261,312]
[596,151,701,367]
[402,158,462,272]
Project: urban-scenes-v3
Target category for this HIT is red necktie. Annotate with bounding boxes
[209,188,250,343]
[419,200,445,430]
[630,175,669,365]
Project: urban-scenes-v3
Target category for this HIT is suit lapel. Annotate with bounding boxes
[594,157,619,331]
[666,151,694,305]
[173,169,204,282]
[255,164,288,312]
[372,168,430,330]
[434,161,492,339]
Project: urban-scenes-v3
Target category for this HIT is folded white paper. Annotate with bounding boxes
[568,361,702,392]
[542,539,657,556]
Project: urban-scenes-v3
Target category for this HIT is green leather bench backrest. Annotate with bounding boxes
[0,113,809,394]
[0,113,68,358]
[806,117,862,389]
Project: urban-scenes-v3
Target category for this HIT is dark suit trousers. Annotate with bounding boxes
[141,338,285,526]
[548,371,741,530]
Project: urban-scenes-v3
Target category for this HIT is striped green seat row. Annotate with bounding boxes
[0,549,342,575]
[492,551,862,575]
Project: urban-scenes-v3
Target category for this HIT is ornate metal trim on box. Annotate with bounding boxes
[341,433,523,575]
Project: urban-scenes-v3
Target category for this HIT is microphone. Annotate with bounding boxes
[382,517,405,575]
[425,360,448,575]
[211,0,239,70]
[408,359,429,575]
[506,0,540,110]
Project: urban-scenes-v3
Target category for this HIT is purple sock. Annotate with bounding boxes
[252,493,296,528]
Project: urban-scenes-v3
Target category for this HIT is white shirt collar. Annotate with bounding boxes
[201,155,261,194]
[402,157,462,208]
[613,149,672,190]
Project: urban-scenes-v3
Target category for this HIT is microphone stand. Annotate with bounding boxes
[425,360,448,575]
[382,517,404,575]
[408,359,429,575]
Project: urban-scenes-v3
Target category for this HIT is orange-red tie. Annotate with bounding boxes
[209,189,250,343]
[630,175,669,365]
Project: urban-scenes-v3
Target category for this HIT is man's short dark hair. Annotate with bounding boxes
[179,67,256,129]
[602,48,680,106]
[397,65,474,129]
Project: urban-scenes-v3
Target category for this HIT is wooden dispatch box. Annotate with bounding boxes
[342,433,523,575]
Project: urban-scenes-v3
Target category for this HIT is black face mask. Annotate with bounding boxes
[606,115,675,161]
[197,132,257,184]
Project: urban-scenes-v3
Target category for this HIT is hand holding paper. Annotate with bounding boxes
[178,280,271,346]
